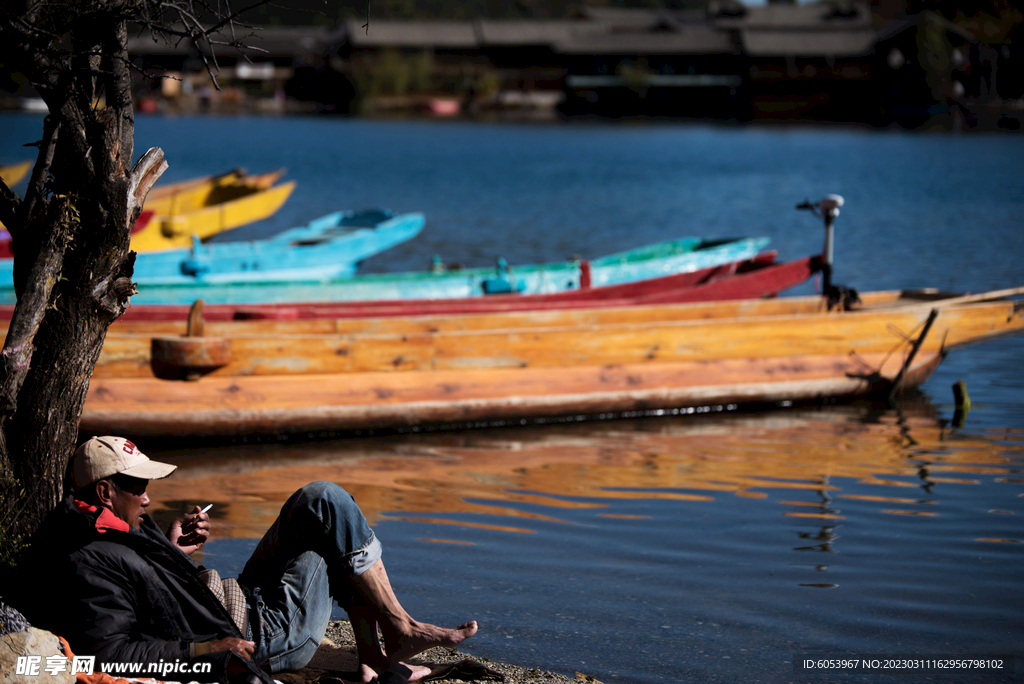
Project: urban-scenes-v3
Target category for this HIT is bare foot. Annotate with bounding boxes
[358,661,432,683]
[385,620,478,663]
[358,663,378,683]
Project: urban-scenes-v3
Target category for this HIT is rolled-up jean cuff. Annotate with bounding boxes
[350,533,382,575]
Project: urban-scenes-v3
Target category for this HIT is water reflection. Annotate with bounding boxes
[139,399,1024,682]
[144,398,1024,553]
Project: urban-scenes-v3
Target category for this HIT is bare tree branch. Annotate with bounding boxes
[0,181,19,231]
[0,199,73,417]
[127,147,168,225]
[17,116,59,239]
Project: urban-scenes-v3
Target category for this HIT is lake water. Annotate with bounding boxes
[2,114,1023,682]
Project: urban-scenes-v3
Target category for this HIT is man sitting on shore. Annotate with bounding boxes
[12,436,477,683]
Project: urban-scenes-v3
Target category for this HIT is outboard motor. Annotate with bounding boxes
[797,194,860,310]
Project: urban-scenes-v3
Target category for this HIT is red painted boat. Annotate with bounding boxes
[81,251,820,322]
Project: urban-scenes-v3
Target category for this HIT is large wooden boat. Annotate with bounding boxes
[130,169,296,251]
[68,286,1024,438]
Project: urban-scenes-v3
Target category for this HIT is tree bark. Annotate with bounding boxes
[0,10,165,553]
[0,0,268,567]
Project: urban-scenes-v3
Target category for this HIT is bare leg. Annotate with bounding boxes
[347,607,433,683]
[348,607,386,683]
[350,560,478,663]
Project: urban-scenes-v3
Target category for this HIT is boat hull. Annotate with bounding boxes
[0,161,31,187]
[130,179,296,251]
[0,210,425,291]
[79,351,945,438]
[115,236,770,305]
[128,210,423,285]
[72,250,809,321]
[65,289,1024,437]
[85,294,1024,379]
[142,169,283,215]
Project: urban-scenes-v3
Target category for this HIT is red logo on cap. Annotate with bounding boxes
[123,440,137,455]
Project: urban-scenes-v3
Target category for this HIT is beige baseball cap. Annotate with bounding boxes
[72,436,177,490]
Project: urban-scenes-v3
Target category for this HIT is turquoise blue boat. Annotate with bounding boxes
[0,208,425,290]
[101,236,769,306]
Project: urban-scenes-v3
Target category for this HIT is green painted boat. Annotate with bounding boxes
[0,236,768,305]
[140,236,768,305]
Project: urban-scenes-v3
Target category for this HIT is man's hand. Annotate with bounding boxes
[210,637,255,661]
[167,505,211,555]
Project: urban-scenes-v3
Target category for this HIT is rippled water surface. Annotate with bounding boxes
[141,403,1024,683]
[2,114,1023,682]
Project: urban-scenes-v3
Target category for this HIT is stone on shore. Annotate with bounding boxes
[1,627,76,684]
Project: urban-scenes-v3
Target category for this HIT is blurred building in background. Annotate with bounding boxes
[3,1,1020,131]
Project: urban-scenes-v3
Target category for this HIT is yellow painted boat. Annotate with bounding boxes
[130,169,295,251]
[60,287,1024,438]
[0,160,31,187]
[143,169,284,215]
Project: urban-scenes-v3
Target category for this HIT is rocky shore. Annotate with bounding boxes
[299,620,599,684]
[1,603,597,684]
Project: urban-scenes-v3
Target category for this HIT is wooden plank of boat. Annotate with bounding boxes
[78,351,946,438]
[67,287,1023,437]
[90,287,1019,338]
[130,178,296,251]
[80,289,1024,380]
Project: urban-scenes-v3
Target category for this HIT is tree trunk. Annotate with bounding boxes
[0,13,165,560]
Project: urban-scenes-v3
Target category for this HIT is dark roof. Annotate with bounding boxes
[555,27,737,56]
[128,8,892,64]
[737,2,872,29]
[340,19,479,48]
[742,29,877,57]
[575,7,669,29]
[708,1,876,58]
[476,20,594,45]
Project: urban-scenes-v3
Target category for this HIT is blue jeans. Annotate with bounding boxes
[238,481,382,673]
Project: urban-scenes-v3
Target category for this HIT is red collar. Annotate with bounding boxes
[74,500,131,534]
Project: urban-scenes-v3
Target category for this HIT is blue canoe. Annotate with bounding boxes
[0,209,425,294]
[116,236,770,305]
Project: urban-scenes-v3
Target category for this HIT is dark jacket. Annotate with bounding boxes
[12,496,262,683]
